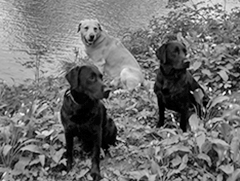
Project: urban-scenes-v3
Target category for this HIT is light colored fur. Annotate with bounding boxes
[78,19,145,90]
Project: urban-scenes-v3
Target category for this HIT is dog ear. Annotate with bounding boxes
[98,23,102,31]
[156,44,167,64]
[66,66,81,89]
[77,23,82,33]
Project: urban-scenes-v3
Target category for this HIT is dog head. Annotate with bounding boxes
[77,19,102,46]
[156,41,190,70]
[66,65,111,99]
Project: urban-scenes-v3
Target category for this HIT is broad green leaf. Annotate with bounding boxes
[219,164,234,174]
[193,88,204,106]
[196,131,206,152]
[217,174,224,181]
[76,168,88,179]
[218,70,229,81]
[129,170,148,180]
[151,159,162,177]
[14,156,31,171]
[52,148,65,163]
[148,174,157,181]
[201,69,212,77]
[207,96,229,110]
[192,61,202,71]
[39,155,45,167]
[231,136,240,161]
[3,145,12,156]
[197,153,211,166]
[166,144,190,156]
[209,138,229,147]
[20,144,41,154]
[227,168,240,181]
[189,114,200,131]
[220,123,232,142]
[171,155,181,167]
[178,154,188,171]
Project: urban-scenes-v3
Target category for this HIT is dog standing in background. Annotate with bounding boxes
[60,65,117,181]
[77,19,145,90]
[154,41,209,132]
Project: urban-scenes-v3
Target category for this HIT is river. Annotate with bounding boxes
[0,0,239,85]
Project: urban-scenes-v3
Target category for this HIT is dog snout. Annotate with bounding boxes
[89,34,95,41]
[103,86,111,98]
[183,59,190,68]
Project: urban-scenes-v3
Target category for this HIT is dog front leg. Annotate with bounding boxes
[180,110,189,132]
[65,130,74,171]
[90,129,102,181]
[95,58,105,74]
[157,97,165,128]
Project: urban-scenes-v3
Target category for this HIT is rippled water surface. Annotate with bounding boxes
[0,0,239,84]
[0,0,169,84]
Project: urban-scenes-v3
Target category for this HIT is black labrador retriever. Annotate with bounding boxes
[154,41,209,132]
[61,65,117,181]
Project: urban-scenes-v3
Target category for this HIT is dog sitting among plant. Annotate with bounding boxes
[77,19,145,90]
[154,40,209,132]
[60,65,117,181]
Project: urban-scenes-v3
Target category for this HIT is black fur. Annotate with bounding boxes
[60,65,117,181]
[154,41,209,132]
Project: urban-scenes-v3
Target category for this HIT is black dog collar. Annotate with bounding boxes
[65,89,79,106]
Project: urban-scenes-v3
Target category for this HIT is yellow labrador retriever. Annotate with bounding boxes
[78,19,145,90]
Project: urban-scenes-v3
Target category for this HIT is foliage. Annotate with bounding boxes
[121,1,240,95]
[1,1,240,181]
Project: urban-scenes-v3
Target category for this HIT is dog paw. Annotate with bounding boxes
[66,161,73,172]
[90,171,102,181]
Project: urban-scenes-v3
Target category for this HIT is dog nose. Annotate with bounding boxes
[89,35,95,40]
[183,59,190,67]
[103,87,111,98]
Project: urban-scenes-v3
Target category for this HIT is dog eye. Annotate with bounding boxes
[94,27,98,32]
[174,47,180,53]
[183,48,187,54]
[84,26,89,30]
[89,74,96,81]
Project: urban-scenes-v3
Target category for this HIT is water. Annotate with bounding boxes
[0,0,239,85]
[0,0,169,84]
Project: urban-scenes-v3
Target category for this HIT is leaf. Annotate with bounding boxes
[192,61,202,70]
[220,123,232,142]
[189,114,200,131]
[171,155,181,167]
[178,154,188,171]
[227,168,240,181]
[76,169,89,179]
[129,170,148,180]
[20,144,41,154]
[35,103,49,117]
[210,138,229,147]
[196,131,206,152]
[151,159,162,177]
[218,70,229,81]
[231,136,240,161]
[14,156,31,171]
[40,129,54,138]
[148,174,157,181]
[207,96,229,110]
[193,88,204,106]
[201,69,212,77]
[52,148,65,163]
[219,164,234,174]
[39,155,45,167]
[3,145,12,156]
[166,145,190,156]
[197,153,211,166]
